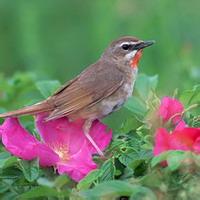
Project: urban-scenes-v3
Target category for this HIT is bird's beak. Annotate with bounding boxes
[134,40,155,50]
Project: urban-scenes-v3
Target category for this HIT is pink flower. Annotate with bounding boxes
[153,127,200,156]
[159,96,186,130]
[0,114,112,182]
[153,96,200,161]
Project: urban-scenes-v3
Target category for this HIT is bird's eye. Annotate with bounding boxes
[121,44,131,50]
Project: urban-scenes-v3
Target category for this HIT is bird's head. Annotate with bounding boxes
[102,36,155,68]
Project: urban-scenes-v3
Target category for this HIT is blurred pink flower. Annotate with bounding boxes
[0,114,112,182]
[153,127,200,156]
[153,96,200,160]
[159,96,186,130]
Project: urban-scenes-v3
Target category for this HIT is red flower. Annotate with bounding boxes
[153,96,200,157]
[154,128,200,156]
[159,96,186,130]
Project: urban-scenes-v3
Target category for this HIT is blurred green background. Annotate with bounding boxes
[0,0,200,93]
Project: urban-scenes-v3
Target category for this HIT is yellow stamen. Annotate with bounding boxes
[51,143,70,162]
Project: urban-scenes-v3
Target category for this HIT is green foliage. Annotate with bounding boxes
[36,80,61,98]
[18,186,69,199]
[18,159,40,182]
[0,71,200,200]
[124,74,158,118]
[77,180,156,200]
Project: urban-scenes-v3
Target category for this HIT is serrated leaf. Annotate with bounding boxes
[99,159,116,182]
[0,180,13,193]
[77,169,102,190]
[119,151,138,166]
[119,150,152,169]
[18,159,40,182]
[36,80,61,98]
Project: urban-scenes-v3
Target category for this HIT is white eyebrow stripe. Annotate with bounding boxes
[120,42,137,47]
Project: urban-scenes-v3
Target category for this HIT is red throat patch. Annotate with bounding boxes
[130,50,143,68]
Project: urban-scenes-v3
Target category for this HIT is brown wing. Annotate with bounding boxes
[46,61,124,120]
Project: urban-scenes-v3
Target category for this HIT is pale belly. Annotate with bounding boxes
[99,81,135,117]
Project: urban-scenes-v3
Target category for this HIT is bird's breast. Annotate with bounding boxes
[100,68,138,117]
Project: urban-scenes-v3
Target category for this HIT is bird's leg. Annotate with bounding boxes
[83,119,104,157]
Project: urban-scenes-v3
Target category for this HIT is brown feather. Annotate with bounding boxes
[46,61,124,120]
[0,101,52,118]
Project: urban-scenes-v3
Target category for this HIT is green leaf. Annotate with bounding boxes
[18,159,40,182]
[0,152,17,169]
[0,167,22,179]
[167,151,188,171]
[120,117,142,133]
[151,151,170,167]
[0,180,13,193]
[180,84,200,106]
[129,186,157,200]
[36,80,61,98]
[80,180,135,199]
[140,171,163,188]
[37,177,54,187]
[135,74,158,100]
[99,159,116,182]
[18,186,69,199]
[151,150,186,171]
[119,151,138,167]
[80,180,156,200]
[119,149,152,169]
[77,169,102,190]
[54,175,70,189]
[124,96,147,117]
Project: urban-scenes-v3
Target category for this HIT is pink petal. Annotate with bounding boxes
[153,128,170,156]
[0,118,40,160]
[36,144,60,167]
[36,114,112,155]
[87,120,112,154]
[174,120,187,131]
[193,136,200,153]
[57,142,97,182]
[159,97,184,125]
[35,114,112,181]
[170,128,200,151]
[0,118,59,166]
[36,114,85,155]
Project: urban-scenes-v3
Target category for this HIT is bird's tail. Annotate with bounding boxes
[0,101,53,118]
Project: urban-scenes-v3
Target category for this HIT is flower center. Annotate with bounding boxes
[52,144,70,162]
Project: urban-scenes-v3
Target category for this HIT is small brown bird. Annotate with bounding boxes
[0,36,154,156]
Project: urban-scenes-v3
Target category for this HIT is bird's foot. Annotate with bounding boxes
[84,132,104,157]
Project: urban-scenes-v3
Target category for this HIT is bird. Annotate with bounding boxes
[0,36,154,156]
